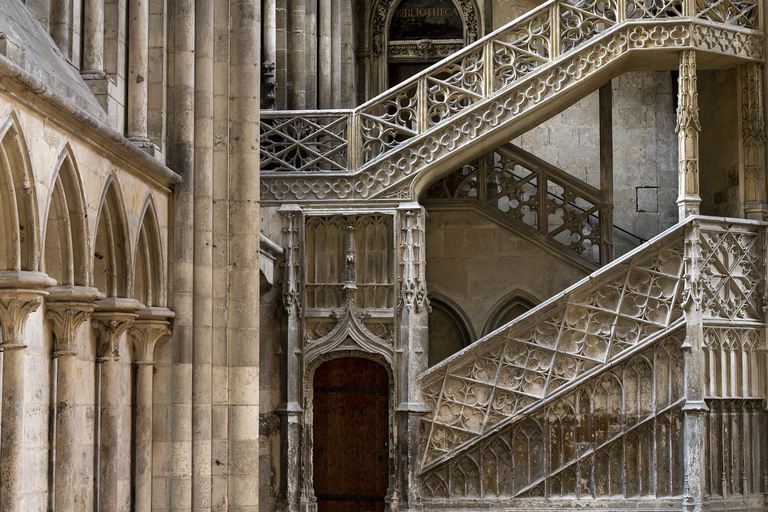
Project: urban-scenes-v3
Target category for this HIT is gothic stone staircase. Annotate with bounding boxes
[416,216,768,509]
[260,0,763,205]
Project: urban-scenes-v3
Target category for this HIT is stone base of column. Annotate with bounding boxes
[127,137,162,160]
[391,405,430,512]
[81,72,122,127]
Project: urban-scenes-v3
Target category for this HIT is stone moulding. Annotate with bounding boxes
[261,3,763,204]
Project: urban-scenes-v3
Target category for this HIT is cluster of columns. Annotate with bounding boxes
[0,271,173,512]
[263,0,355,109]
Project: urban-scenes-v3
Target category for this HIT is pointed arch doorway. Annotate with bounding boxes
[313,357,389,512]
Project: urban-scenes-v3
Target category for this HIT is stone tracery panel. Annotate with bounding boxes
[422,334,687,499]
[423,143,608,266]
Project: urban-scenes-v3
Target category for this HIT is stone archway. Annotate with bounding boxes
[313,357,390,512]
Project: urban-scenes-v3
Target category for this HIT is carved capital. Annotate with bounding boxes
[0,290,46,348]
[128,307,174,363]
[46,304,95,354]
[92,298,143,361]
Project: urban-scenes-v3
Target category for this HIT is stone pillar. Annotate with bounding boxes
[82,0,105,74]
[127,0,152,150]
[229,0,261,508]
[52,0,72,59]
[128,307,174,512]
[599,81,614,264]
[681,220,707,512]
[739,63,768,219]
[193,0,214,505]
[392,203,430,512]
[168,0,195,507]
[287,0,306,109]
[0,274,53,512]
[677,50,701,220]
[318,0,331,109]
[92,298,142,512]
[276,205,304,512]
[45,286,103,512]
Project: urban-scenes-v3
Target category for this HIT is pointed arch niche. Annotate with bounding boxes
[0,114,39,271]
[44,147,90,286]
[368,0,481,94]
[133,196,165,307]
[93,176,131,298]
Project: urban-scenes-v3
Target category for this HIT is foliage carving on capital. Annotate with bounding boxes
[46,304,95,353]
[129,321,172,363]
[0,292,45,348]
[92,314,137,361]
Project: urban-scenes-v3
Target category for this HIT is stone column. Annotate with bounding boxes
[739,63,768,219]
[392,203,430,512]
[92,298,142,512]
[677,50,701,220]
[599,81,614,264]
[128,307,174,512]
[0,271,55,512]
[45,286,103,512]
[680,219,707,512]
[318,0,331,108]
[52,0,72,59]
[82,0,105,74]
[229,0,261,508]
[287,0,306,109]
[193,0,214,505]
[276,205,304,512]
[127,0,152,149]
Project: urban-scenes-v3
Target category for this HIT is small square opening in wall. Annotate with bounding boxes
[636,186,658,213]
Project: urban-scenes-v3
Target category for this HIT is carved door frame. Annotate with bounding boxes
[367,0,482,96]
[303,351,396,511]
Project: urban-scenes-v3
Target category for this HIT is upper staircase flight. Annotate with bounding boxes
[260,0,762,204]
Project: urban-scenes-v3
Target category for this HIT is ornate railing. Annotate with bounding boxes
[418,217,765,478]
[260,0,762,203]
[423,143,610,267]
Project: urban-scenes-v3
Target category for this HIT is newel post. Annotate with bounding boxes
[392,202,430,512]
[681,219,707,512]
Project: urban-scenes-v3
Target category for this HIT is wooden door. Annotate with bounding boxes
[313,357,389,512]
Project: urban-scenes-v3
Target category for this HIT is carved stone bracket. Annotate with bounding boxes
[676,49,701,219]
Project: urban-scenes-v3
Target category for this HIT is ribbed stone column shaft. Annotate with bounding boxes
[83,0,105,72]
[46,288,101,512]
[92,303,140,512]
[229,0,260,507]
[263,0,276,67]
[127,0,150,139]
[193,0,214,506]
[287,0,305,108]
[55,352,78,510]
[129,309,173,512]
[318,0,331,108]
[0,285,51,512]
[52,0,72,57]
